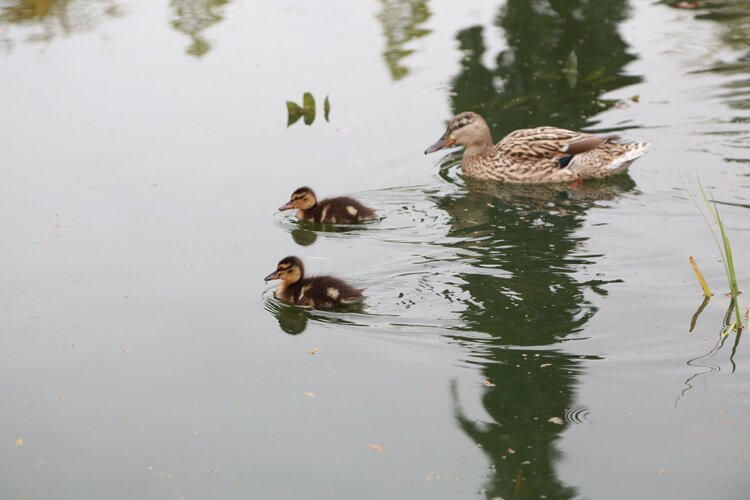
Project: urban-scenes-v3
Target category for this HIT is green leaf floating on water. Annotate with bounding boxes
[287,92,328,126]
[302,92,315,125]
[302,92,315,109]
[286,100,302,126]
[563,50,578,89]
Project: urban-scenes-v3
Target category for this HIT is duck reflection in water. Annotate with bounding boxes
[264,296,365,335]
[430,0,642,496]
[290,228,317,247]
[266,300,309,335]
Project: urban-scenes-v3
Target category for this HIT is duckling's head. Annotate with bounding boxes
[279,187,317,212]
[264,256,304,284]
[424,111,491,154]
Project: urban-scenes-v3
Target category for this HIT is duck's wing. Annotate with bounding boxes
[496,127,614,161]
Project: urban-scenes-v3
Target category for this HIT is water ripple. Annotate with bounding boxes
[563,407,592,425]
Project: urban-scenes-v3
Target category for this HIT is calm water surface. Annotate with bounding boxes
[1,0,749,498]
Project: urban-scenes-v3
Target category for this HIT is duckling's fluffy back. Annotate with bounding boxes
[295,275,363,309]
[303,196,376,224]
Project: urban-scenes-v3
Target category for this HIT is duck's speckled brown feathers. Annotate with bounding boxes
[426,112,650,184]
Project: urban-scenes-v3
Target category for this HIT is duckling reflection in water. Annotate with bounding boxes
[279,186,377,224]
[264,256,364,309]
[425,111,650,183]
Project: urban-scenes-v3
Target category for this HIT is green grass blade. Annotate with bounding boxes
[684,174,743,329]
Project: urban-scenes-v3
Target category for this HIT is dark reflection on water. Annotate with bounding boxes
[290,227,317,246]
[170,0,228,57]
[667,0,750,49]
[437,163,627,499]
[0,0,119,49]
[283,219,383,247]
[434,1,642,497]
[265,297,309,335]
[669,0,750,163]
[377,0,431,81]
[451,0,640,136]
[263,290,367,335]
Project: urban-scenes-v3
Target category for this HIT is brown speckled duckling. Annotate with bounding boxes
[278,186,376,224]
[425,112,650,184]
[264,256,364,309]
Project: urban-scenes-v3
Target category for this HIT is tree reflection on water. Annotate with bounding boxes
[0,0,119,49]
[0,0,231,58]
[434,0,642,497]
[169,0,228,58]
[438,176,631,499]
[376,0,431,80]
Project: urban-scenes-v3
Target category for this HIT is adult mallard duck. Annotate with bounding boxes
[278,186,377,224]
[264,256,364,309]
[425,112,650,183]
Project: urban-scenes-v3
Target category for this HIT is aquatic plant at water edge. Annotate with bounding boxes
[684,177,743,331]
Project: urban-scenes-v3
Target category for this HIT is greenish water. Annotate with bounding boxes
[1,0,749,498]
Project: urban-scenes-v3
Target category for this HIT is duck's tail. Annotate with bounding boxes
[606,142,651,174]
[570,141,651,178]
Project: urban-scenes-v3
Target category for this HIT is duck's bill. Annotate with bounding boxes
[264,271,281,282]
[278,202,294,211]
[424,134,454,154]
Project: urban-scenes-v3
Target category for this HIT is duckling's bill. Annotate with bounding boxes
[264,270,281,282]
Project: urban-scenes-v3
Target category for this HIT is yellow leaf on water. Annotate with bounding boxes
[548,416,564,425]
[303,392,316,398]
[367,444,385,452]
[15,438,24,447]
[307,348,320,355]
[689,256,712,298]
[483,379,495,387]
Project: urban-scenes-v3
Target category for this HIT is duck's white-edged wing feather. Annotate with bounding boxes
[495,127,595,160]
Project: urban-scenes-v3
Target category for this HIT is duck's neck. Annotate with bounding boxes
[462,123,494,160]
[276,280,301,301]
[297,204,318,221]
[463,142,494,160]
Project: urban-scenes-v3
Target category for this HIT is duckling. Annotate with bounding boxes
[278,186,376,224]
[425,112,650,184]
[264,256,364,309]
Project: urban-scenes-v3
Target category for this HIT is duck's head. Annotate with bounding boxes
[279,187,317,211]
[264,256,304,284]
[424,111,491,154]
